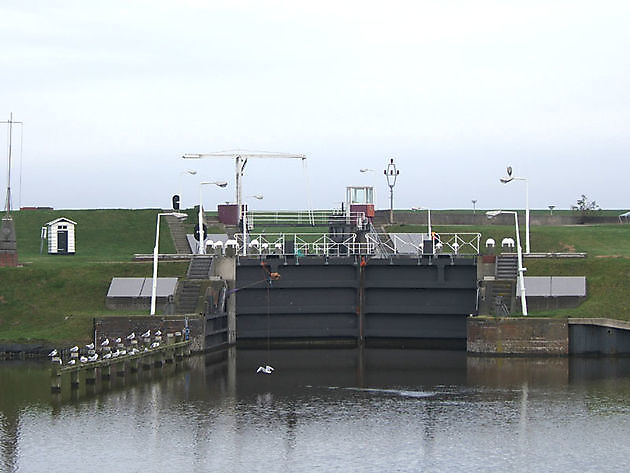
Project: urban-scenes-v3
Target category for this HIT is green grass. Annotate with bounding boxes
[1,209,193,344]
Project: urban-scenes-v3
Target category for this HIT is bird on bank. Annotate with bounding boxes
[67,359,76,366]
[80,356,88,363]
[69,346,79,353]
[103,352,112,360]
[48,349,58,357]
[149,342,160,349]
[155,330,162,337]
[88,354,98,362]
[85,343,95,350]
[52,358,62,365]
[141,330,151,338]
[256,365,275,374]
[112,350,120,358]
[126,332,135,340]
[101,338,110,347]
[115,337,122,344]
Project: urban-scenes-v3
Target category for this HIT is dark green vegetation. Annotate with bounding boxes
[1,209,190,344]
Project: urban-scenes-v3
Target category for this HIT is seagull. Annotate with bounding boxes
[103,352,112,359]
[155,330,162,337]
[85,343,95,350]
[52,358,62,365]
[149,342,160,349]
[88,354,98,362]
[67,359,76,366]
[100,338,109,347]
[80,356,88,363]
[120,349,127,356]
[256,365,275,374]
[115,337,122,344]
[48,349,58,357]
[126,332,135,340]
[141,330,151,338]
[112,350,120,358]
[69,346,79,353]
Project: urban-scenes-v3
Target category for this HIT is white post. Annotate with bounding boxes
[512,212,528,316]
[198,184,205,255]
[150,214,162,316]
[427,208,432,236]
[242,202,247,256]
[524,179,530,254]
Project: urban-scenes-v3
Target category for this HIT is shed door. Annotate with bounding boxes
[58,231,68,253]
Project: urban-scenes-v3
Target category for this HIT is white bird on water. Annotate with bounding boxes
[256,365,275,374]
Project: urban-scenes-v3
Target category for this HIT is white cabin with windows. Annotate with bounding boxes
[45,217,77,254]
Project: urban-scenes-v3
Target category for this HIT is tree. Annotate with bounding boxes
[571,195,601,223]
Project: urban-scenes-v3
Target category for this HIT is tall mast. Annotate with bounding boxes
[2,113,22,217]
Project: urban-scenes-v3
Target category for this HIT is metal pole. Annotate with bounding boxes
[389,187,393,224]
[512,212,528,316]
[242,201,247,256]
[524,179,530,254]
[198,185,205,255]
[427,208,432,236]
[150,214,161,316]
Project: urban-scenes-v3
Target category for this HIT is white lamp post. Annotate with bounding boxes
[151,211,187,316]
[242,194,263,256]
[500,166,530,254]
[486,210,528,316]
[412,206,432,236]
[198,180,228,254]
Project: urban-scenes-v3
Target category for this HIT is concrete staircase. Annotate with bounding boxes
[489,280,515,315]
[496,254,518,279]
[165,214,191,254]
[175,280,202,314]
[187,255,213,279]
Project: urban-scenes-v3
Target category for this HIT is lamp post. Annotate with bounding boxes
[486,210,528,316]
[242,194,263,256]
[151,211,187,316]
[384,158,400,224]
[198,180,228,254]
[412,206,432,236]
[472,199,477,215]
[500,166,530,254]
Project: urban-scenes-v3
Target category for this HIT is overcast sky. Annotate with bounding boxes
[1,0,629,212]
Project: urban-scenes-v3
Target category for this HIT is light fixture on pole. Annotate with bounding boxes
[242,194,263,256]
[384,158,400,224]
[548,205,555,216]
[500,166,530,254]
[486,210,528,316]
[151,211,187,316]
[472,199,477,215]
[198,180,228,255]
[411,206,432,236]
[360,168,375,173]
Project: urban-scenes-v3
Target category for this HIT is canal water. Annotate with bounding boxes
[1,348,630,472]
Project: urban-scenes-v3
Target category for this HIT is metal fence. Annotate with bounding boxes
[245,210,368,229]
[233,232,480,256]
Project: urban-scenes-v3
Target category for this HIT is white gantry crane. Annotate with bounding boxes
[181,149,312,221]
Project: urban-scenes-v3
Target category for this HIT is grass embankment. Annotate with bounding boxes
[387,223,630,320]
[1,209,190,344]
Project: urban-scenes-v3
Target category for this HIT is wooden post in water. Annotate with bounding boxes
[50,364,62,393]
[86,367,97,385]
[70,369,80,389]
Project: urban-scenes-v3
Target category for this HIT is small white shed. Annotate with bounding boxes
[45,217,77,254]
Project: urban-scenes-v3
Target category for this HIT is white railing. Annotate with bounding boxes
[245,210,368,229]
[233,232,481,256]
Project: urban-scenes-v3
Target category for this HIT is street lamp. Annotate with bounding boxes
[151,211,187,316]
[500,166,530,254]
[242,194,264,256]
[472,199,477,215]
[486,210,528,316]
[384,158,400,224]
[411,206,432,236]
[198,180,228,254]
[548,205,555,216]
[360,168,375,173]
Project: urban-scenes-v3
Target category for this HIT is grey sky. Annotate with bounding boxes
[1,0,629,212]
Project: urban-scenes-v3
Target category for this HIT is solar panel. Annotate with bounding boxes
[139,277,178,297]
[107,278,145,297]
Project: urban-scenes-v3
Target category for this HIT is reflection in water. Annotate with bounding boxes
[1,349,630,472]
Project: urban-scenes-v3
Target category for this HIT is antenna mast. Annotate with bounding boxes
[2,113,23,217]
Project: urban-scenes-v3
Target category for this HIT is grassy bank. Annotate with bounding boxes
[1,209,192,344]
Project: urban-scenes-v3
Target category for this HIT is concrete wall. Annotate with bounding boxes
[94,315,205,352]
[467,317,569,355]
[569,318,630,355]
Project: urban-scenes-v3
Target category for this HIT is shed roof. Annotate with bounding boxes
[46,217,77,226]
